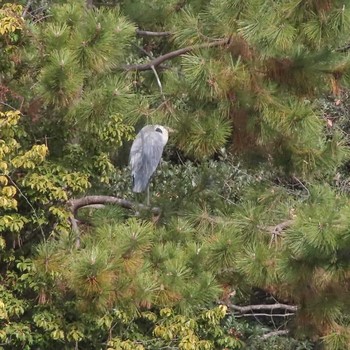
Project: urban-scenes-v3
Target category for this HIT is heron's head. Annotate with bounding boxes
[154,125,169,144]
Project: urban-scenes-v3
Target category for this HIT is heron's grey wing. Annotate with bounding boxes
[129,131,144,170]
[129,126,154,174]
[130,129,165,192]
[141,131,166,174]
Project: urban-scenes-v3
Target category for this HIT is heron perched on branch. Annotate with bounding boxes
[129,125,169,204]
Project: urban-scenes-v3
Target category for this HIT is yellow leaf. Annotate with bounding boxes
[0,162,8,171]
[2,185,16,197]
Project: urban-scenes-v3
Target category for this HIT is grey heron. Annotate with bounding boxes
[129,125,169,204]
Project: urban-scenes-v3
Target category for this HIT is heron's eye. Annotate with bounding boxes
[155,127,163,133]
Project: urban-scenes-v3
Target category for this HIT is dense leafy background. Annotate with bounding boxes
[2,1,350,349]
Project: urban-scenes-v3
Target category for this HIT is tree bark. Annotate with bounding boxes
[67,195,161,217]
[231,303,298,313]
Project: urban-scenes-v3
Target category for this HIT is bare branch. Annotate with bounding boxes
[6,175,46,241]
[268,220,294,235]
[131,42,154,59]
[261,219,293,235]
[231,303,298,313]
[234,313,295,318]
[292,176,310,197]
[260,330,290,339]
[67,196,161,246]
[123,38,230,72]
[0,101,21,112]
[136,29,172,37]
[67,195,160,217]
[130,43,168,71]
[258,219,294,248]
[335,43,350,52]
[265,219,294,248]
[22,0,33,18]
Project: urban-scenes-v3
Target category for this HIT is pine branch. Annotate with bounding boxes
[123,38,231,72]
[67,195,161,247]
[230,303,298,313]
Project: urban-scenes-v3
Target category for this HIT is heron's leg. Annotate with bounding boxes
[146,184,150,206]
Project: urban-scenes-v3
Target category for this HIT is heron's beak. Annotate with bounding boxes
[167,127,175,133]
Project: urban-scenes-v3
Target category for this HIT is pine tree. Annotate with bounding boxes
[2,0,350,349]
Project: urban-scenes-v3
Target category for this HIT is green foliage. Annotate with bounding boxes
[105,305,243,350]
[223,315,314,350]
[0,4,23,35]
[30,216,222,314]
[5,0,137,182]
[0,215,238,349]
[111,158,256,214]
[2,0,350,349]
[0,110,88,240]
[119,0,184,29]
[0,3,24,78]
[157,0,350,174]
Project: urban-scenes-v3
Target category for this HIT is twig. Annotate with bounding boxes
[335,43,350,52]
[131,42,154,59]
[266,220,294,248]
[22,0,33,18]
[123,38,231,72]
[149,99,172,116]
[292,176,310,197]
[230,303,298,313]
[264,220,294,235]
[131,42,170,72]
[151,65,165,100]
[6,175,46,241]
[33,15,52,24]
[0,101,21,111]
